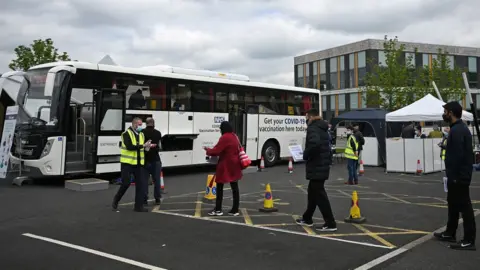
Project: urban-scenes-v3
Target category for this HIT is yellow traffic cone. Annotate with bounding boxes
[203,174,217,202]
[259,183,278,212]
[344,191,366,223]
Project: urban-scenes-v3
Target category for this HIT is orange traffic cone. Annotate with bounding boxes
[359,160,365,176]
[258,156,265,171]
[416,159,423,175]
[288,157,293,173]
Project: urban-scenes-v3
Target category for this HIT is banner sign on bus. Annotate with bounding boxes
[0,106,19,178]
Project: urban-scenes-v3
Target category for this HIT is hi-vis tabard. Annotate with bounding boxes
[344,134,358,160]
[441,139,447,160]
[120,129,145,165]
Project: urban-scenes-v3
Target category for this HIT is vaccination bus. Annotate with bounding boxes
[2,61,321,179]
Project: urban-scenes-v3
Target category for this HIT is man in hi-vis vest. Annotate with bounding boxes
[112,117,153,212]
[344,125,359,185]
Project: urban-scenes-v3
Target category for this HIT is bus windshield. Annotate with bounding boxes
[20,68,59,127]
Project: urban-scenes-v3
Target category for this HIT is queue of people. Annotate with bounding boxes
[110,101,476,250]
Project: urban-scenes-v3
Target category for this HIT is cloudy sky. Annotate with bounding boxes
[1,0,479,86]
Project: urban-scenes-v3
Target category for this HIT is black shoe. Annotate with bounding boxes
[155,199,161,205]
[449,240,476,251]
[134,208,148,212]
[295,218,313,227]
[316,223,338,232]
[433,231,456,242]
[112,201,118,211]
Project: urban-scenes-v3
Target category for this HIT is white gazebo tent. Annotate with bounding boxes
[386,94,473,122]
[385,94,473,174]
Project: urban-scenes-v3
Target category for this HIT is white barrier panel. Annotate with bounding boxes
[386,138,405,172]
[432,138,443,172]
[404,139,425,173]
[423,139,434,173]
[362,137,381,166]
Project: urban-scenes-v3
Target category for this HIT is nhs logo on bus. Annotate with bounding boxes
[214,116,225,123]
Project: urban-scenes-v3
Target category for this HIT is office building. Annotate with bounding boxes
[294,39,480,120]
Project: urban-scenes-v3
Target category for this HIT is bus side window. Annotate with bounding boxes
[192,84,213,112]
[171,83,191,111]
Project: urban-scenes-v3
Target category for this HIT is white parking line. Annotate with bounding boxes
[152,209,393,250]
[22,233,167,270]
[354,210,480,270]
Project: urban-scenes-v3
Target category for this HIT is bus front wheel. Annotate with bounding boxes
[261,140,279,167]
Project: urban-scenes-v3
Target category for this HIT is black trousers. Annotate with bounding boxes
[113,164,146,210]
[446,182,476,243]
[215,181,240,212]
[303,180,336,226]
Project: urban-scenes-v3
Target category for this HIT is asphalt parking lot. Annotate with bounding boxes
[0,161,479,270]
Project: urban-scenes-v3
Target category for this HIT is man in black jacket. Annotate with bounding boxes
[142,117,163,205]
[434,101,476,250]
[296,108,337,232]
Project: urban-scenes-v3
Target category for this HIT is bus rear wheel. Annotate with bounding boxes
[261,140,279,167]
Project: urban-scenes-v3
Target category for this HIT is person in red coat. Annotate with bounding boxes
[204,121,242,216]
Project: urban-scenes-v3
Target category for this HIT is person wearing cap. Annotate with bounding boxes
[434,101,476,250]
[142,117,163,206]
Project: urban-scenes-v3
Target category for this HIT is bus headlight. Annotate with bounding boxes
[40,139,55,158]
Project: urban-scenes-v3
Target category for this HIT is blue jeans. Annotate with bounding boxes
[144,161,162,201]
[347,159,358,183]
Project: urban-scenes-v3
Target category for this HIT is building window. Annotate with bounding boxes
[468,57,478,88]
[320,60,327,90]
[322,96,327,112]
[468,57,477,72]
[305,64,310,88]
[297,65,304,87]
[329,57,338,90]
[405,52,416,67]
[349,53,355,88]
[362,92,367,108]
[432,54,438,63]
[358,51,366,87]
[313,61,318,89]
[338,94,345,111]
[350,93,358,109]
[422,54,429,67]
[330,95,336,110]
[447,55,454,69]
[378,50,387,67]
[340,56,345,89]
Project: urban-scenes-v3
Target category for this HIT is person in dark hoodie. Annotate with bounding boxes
[353,123,364,173]
[434,101,476,250]
[295,108,337,232]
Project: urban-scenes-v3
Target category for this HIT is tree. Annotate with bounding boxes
[8,38,71,71]
[363,36,415,111]
[362,36,466,111]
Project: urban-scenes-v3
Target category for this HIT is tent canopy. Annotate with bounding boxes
[385,94,474,122]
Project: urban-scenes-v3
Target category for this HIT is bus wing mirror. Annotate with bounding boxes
[44,66,77,96]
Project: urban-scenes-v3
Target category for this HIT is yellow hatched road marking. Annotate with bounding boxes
[353,224,396,248]
[292,215,315,235]
[241,208,253,225]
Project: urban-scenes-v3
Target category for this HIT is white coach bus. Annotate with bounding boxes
[4,61,321,179]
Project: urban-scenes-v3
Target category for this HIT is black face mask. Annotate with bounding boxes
[442,113,451,123]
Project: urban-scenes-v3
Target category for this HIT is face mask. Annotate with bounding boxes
[442,113,451,123]
[443,132,449,137]
[136,127,143,132]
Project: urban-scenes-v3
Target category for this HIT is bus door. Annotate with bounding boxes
[93,88,125,174]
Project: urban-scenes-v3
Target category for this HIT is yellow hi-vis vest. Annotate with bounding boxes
[441,139,447,160]
[120,129,145,165]
[344,134,358,160]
